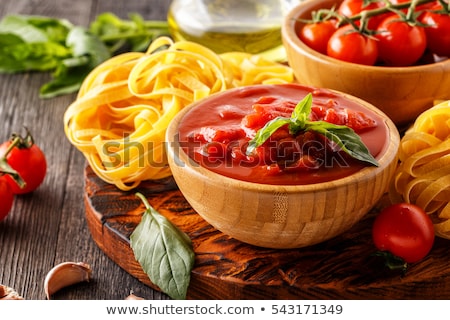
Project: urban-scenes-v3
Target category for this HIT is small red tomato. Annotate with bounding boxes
[375,14,427,66]
[298,19,338,54]
[372,203,435,264]
[327,24,378,65]
[0,176,14,221]
[0,130,47,194]
[420,4,450,57]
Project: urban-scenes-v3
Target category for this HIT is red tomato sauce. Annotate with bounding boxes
[177,84,388,185]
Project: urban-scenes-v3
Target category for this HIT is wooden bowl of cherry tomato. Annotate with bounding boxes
[282,0,450,127]
[166,83,400,249]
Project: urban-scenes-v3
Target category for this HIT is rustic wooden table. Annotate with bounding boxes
[2,0,450,302]
[0,0,171,300]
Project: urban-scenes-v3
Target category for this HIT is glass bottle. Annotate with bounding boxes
[167,0,300,61]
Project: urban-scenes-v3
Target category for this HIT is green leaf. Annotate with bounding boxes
[305,121,379,166]
[0,14,72,74]
[0,15,54,43]
[39,27,111,98]
[246,93,379,166]
[290,92,312,129]
[130,193,195,300]
[89,12,169,54]
[0,14,72,41]
[0,40,70,73]
[246,116,291,155]
[66,26,111,67]
[0,12,168,98]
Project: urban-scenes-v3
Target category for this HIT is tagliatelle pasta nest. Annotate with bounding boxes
[389,100,450,238]
[64,36,294,191]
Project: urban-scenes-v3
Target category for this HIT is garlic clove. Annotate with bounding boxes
[125,292,145,300]
[0,284,24,300]
[44,261,92,299]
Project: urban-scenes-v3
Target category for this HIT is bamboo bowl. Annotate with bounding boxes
[166,85,400,249]
[282,0,450,127]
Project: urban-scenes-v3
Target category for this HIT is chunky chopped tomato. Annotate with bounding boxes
[194,97,377,173]
[242,97,296,131]
[196,125,245,143]
[311,105,377,132]
[180,85,382,185]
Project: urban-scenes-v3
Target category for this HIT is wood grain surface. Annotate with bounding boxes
[0,0,171,300]
[84,165,450,299]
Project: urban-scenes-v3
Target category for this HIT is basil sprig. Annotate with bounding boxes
[130,193,195,300]
[246,93,379,167]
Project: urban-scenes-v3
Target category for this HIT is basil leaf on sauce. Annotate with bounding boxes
[289,91,311,131]
[246,93,379,167]
[305,121,379,166]
[130,193,195,300]
[246,116,291,155]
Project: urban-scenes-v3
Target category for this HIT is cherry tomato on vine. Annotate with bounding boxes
[390,0,437,12]
[327,24,378,65]
[420,4,450,57]
[0,177,14,221]
[0,130,47,194]
[372,203,435,264]
[298,19,338,55]
[375,14,427,66]
[338,0,387,30]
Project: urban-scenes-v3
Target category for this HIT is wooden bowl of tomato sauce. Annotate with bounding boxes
[282,0,450,127]
[166,83,399,248]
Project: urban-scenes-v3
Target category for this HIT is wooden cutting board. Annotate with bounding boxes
[84,164,450,299]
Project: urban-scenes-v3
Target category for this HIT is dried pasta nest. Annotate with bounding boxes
[64,36,294,191]
[389,100,450,239]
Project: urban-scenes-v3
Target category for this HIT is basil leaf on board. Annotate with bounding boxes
[246,93,379,166]
[130,193,195,300]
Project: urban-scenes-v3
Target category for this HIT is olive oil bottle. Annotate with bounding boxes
[167,0,299,61]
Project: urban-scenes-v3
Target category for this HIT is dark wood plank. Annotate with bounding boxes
[84,165,450,299]
[0,0,171,300]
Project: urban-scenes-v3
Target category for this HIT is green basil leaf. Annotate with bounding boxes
[130,193,195,300]
[89,12,169,54]
[0,15,52,43]
[305,120,379,166]
[246,93,378,166]
[290,92,312,129]
[246,116,291,155]
[0,13,169,98]
[66,26,111,67]
[39,27,111,98]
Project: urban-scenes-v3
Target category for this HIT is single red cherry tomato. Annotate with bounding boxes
[327,24,378,65]
[0,131,47,194]
[0,176,14,221]
[420,4,450,57]
[375,14,427,66]
[298,19,338,55]
[372,203,435,264]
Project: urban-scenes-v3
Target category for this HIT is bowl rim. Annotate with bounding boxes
[166,84,400,194]
[282,0,450,73]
